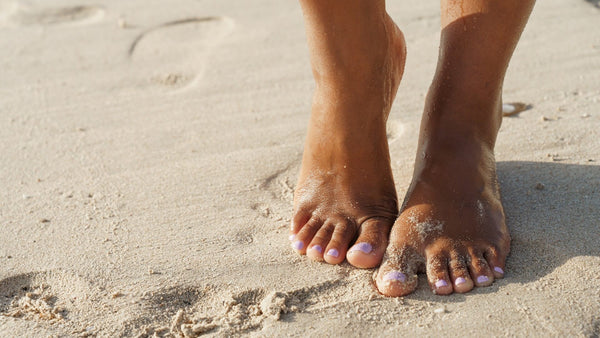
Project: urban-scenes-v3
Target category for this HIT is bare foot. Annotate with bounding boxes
[375,97,510,296]
[372,0,537,295]
[291,15,406,268]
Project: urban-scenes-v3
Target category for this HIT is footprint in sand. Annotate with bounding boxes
[128,17,235,90]
[131,280,348,337]
[257,162,298,203]
[0,270,94,326]
[0,2,104,26]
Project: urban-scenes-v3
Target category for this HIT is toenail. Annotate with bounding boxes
[289,234,296,241]
[326,248,339,257]
[477,275,489,284]
[291,241,304,250]
[382,271,406,283]
[435,279,448,288]
[349,242,372,254]
[311,245,323,253]
[494,267,504,274]
[455,277,467,286]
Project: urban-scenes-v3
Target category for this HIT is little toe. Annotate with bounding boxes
[485,246,506,279]
[426,254,453,295]
[468,248,494,287]
[306,224,335,261]
[346,218,392,269]
[292,217,323,254]
[375,246,419,297]
[448,255,474,293]
[323,220,357,265]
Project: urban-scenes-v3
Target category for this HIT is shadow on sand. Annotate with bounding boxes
[498,161,600,281]
[585,0,600,9]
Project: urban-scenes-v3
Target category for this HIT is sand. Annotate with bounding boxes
[0,0,599,336]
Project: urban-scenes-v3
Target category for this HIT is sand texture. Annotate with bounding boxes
[1,0,599,336]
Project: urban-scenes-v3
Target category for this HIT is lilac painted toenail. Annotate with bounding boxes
[289,234,296,241]
[311,245,323,253]
[383,271,406,282]
[455,277,467,286]
[477,275,489,284]
[292,241,304,250]
[326,248,339,258]
[435,280,448,288]
[349,242,372,254]
[494,267,504,274]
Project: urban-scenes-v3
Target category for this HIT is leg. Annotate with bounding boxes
[376,0,536,296]
[291,0,406,268]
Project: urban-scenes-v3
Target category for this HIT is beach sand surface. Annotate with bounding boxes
[1,0,599,336]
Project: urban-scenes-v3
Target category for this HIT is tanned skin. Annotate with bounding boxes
[291,0,535,296]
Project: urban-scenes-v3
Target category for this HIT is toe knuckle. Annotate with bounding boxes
[486,245,499,256]
[321,223,335,236]
[428,255,446,268]
[474,258,488,269]
[311,234,325,243]
[306,218,322,229]
[449,260,465,271]
[335,221,355,236]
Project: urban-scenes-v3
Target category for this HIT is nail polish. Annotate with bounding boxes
[455,277,467,285]
[326,248,339,258]
[477,275,489,284]
[291,241,304,250]
[435,279,448,288]
[383,271,406,282]
[494,267,504,274]
[311,245,323,253]
[349,242,372,254]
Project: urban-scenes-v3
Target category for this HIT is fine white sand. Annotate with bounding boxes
[1,0,599,336]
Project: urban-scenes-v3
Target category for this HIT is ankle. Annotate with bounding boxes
[310,15,406,93]
[414,120,498,195]
[423,88,503,145]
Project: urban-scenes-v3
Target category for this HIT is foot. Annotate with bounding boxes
[375,100,510,296]
[291,16,406,268]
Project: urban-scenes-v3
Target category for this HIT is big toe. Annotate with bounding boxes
[375,246,420,297]
[347,218,392,269]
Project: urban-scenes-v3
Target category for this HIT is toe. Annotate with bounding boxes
[306,223,335,261]
[468,248,494,287]
[485,246,506,279]
[425,253,452,295]
[375,245,420,297]
[292,217,322,254]
[323,220,357,264]
[469,248,494,286]
[346,218,392,269]
[448,253,474,293]
[291,209,311,234]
